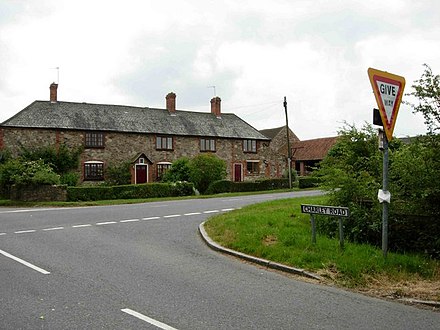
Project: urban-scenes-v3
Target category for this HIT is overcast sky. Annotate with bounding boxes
[1,0,439,139]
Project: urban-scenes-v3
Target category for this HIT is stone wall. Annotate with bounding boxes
[11,185,67,202]
[1,127,288,183]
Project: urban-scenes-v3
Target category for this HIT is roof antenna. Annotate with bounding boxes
[207,85,216,97]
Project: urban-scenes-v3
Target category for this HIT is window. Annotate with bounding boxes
[84,161,104,181]
[85,132,104,148]
[157,162,172,181]
[243,139,257,153]
[200,138,216,152]
[246,160,259,175]
[156,136,173,150]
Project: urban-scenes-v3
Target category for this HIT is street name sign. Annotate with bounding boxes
[301,204,350,217]
[367,68,406,141]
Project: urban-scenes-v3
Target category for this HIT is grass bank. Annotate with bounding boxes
[204,195,440,302]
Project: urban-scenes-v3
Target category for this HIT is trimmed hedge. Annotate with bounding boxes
[205,178,290,195]
[67,182,194,201]
[298,176,320,189]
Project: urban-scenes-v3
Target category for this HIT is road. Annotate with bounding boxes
[1,191,439,329]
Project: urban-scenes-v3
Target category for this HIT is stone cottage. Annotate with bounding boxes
[0,83,287,184]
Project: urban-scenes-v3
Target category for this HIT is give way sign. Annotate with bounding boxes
[368,68,406,141]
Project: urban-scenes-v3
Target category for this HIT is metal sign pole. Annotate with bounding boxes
[382,134,389,257]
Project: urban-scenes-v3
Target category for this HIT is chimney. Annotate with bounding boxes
[50,83,58,103]
[210,96,221,118]
[166,92,176,114]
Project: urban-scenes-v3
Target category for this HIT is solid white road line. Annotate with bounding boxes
[14,230,36,234]
[43,227,64,231]
[72,224,92,228]
[163,214,181,218]
[96,221,117,226]
[121,308,178,330]
[0,249,50,275]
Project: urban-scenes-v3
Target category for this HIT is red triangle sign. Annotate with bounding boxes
[368,68,405,141]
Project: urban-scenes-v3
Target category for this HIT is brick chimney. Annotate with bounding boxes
[50,83,58,103]
[210,96,221,117]
[166,92,176,114]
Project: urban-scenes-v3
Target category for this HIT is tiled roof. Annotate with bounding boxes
[292,136,339,161]
[1,101,269,140]
[260,126,284,139]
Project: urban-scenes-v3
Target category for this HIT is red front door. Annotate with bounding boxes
[136,165,147,184]
[234,164,242,182]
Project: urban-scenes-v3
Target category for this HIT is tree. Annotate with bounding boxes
[406,64,440,133]
[189,154,227,194]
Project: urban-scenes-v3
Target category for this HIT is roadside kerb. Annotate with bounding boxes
[199,221,321,281]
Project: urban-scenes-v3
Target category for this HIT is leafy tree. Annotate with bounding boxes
[162,157,191,182]
[189,154,227,194]
[314,123,402,245]
[0,149,12,165]
[406,64,440,133]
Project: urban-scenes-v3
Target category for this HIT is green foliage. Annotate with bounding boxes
[298,176,320,189]
[314,123,390,245]
[205,197,439,287]
[67,182,194,201]
[189,154,227,194]
[60,172,80,187]
[19,144,82,174]
[10,159,60,186]
[0,149,12,164]
[206,178,290,194]
[406,64,440,133]
[105,161,132,186]
[162,157,191,182]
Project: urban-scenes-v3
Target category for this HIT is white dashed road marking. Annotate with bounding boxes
[72,224,92,228]
[1,207,237,237]
[14,230,36,234]
[96,221,117,226]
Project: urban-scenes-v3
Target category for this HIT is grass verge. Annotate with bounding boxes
[204,195,440,303]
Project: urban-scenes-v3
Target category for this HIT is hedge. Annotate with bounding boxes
[298,176,320,189]
[205,178,290,195]
[67,182,194,201]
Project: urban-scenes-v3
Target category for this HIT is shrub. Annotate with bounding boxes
[189,154,227,194]
[206,178,290,194]
[60,172,80,187]
[162,157,191,182]
[67,182,194,201]
[298,176,320,189]
[11,159,60,186]
[105,161,132,186]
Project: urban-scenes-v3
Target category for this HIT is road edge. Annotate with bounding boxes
[198,221,321,281]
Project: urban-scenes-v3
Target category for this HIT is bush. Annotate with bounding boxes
[206,178,290,195]
[60,172,80,186]
[7,159,60,186]
[298,176,320,189]
[162,157,191,182]
[189,154,227,194]
[105,161,132,186]
[67,182,194,201]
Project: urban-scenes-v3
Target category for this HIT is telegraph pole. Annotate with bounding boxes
[284,96,292,189]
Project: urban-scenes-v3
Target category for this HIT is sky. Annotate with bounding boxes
[1,0,439,140]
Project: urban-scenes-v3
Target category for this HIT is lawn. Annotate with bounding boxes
[204,195,440,303]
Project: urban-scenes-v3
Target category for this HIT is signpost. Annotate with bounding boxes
[301,204,349,249]
[368,68,405,257]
